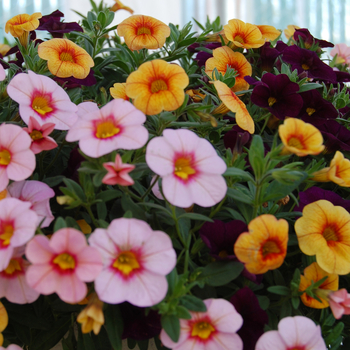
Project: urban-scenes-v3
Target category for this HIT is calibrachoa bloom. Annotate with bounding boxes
[0,124,36,192]
[126,59,189,115]
[110,83,128,100]
[256,25,281,41]
[146,129,227,208]
[295,200,350,275]
[331,43,350,65]
[234,214,288,274]
[0,345,23,350]
[328,289,350,319]
[0,198,37,271]
[7,70,78,130]
[318,120,350,153]
[0,66,5,82]
[25,228,103,303]
[160,298,243,350]
[293,28,333,49]
[117,15,170,51]
[284,24,300,40]
[279,118,325,156]
[38,38,94,79]
[102,154,135,186]
[255,316,327,350]
[88,218,176,306]
[0,44,10,56]
[110,0,134,13]
[66,99,148,158]
[0,302,7,346]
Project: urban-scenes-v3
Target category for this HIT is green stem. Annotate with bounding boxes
[252,181,262,219]
[140,175,159,201]
[84,204,99,228]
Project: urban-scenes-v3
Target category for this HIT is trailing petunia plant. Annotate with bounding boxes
[0,0,350,349]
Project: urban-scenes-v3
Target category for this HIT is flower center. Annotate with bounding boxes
[268,97,277,106]
[53,253,76,270]
[262,240,280,258]
[113,251,140,276]
[150,79,168,93]
[0,224,14,246]
[218,250,228,258]
[306,107,316,116]
[32,96,53,116]
[60,51,75,62]
[0,150,11,166]
[323,226,339,242]
[191,321,215,340]
[137,27,151,35]
[4,259,22,275]
[288,137,304,149]
[174,157,196,180]
[95,121,120,139]
[30,130,43,141]
[234,35,245,44]
[302,63,310,70]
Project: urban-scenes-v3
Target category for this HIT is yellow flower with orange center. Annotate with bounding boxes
[224,19,265,49]
[205,46,252,93]
[299,262,339,309]
[284,25,300,40]
[117,15,170,51]
[38,38,94,79]
[257,25,281,41]
[5,13,42,47]
[110,83,129,100]
[126,59,189,115]
[295,200,350,275]
[234,214,288,274]
[0,302,8,346]
[279,118,325,156]
[110,0,134,14]
[213,80,254,134]
[0,44,11,56]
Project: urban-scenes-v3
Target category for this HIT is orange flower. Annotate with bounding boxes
[234,214,288,274]
[0,302,8,346]
[110,0,134,14]
[312,151,350,187]
[299,262,339,309]
[126,59,189,115]
[117,15,170,51]
[224,19,265,49]
[77,219,92,234]
[205,46,252,93]
[213,80,254,134]
[5,13,42,47]
[284,25,300,40]
[0,44,11,56]
[110,83,129,100]
[295,200,350,275]
[186,89,206,102]
[279,118,324,156]
[257,25,281,41]
[38,38,94,79]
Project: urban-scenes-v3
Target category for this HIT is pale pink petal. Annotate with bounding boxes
[3,344,24,350]
[75,247,102,281]
[31,137,58,154]
[31,201,55,227]
[88,228,117,263]
[49,228,88,254]
[160,325,191,350]
[40,122,56,137]
[65,119,93,142]
[163,129,200,154]
[255,331,287,350]
[7,150,36,181]
[56,273,87,303]
[7,73,34,105]
[146,137,175,175]
[25,264,57,294]
[25,235,54,264]
[0,247,14,271]
[0,123,30,151]
[162,175,196,208]
[210,333,243,350]
[0,167,9,192]
[0,66,5,82]
[77,101,99,117]
[329,300,345,319]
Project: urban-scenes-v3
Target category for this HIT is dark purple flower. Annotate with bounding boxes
[224,125,252,154]
[248,72,303,120]
[282,45,337,83]
[54,69,96,88]
[293,28,334,49]
[275,40,288,53]
[297,89,338,126]
[230,287,268,350]
[334,70,350,83]
[318,120,350,153]
[257,42,280,72]
[188,42,222,67]
[295,187,350,213]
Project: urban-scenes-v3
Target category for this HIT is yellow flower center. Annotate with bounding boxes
[95,121,120,139]
[32,96,53,116]
[60,51,75,63]
[262,240,280,258]
[53,253,76,270]
[0,224,14,246]
[234,35,245,44]
[218,250,228,258]
[4,259,22,275]
[30,130,43,141]
[150,79,168,93]
[268,97,277,106]
[113,251,140,276]
[137,27,152,35]
[302,63,310,70]
[323,226,339,242]
[306,107,316,116]
[191,321,215,339]
[287,137,304,149]
[0,150,11,166]
[174,157,196,180]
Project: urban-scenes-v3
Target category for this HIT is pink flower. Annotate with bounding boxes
[88,217,176,307]
[25,228,103,304]
[7,180,55,228]
[328,288,350,319]
[146,129,227,208]
[255,316,327,350]
[66,99,148,158]
[0,198,38,271]
[102,154,135,186]
[0,247,39,304]
[330,43,350,64]
[160,298,243,350]
[0,65,5,82]
[7,70,78,130]
[0,123,36,191]
[22,117,58,154]
[0,345,23,350]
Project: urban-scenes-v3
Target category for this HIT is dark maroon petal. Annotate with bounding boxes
[293,28,334,49]
[258,42,280,72]
[244,76,260,85]
[275,40,288,53]
[38,10,64,25]
[195,51,213,67]
[54,69,96,87]
[318,120,350,152]
[224,125,252,153]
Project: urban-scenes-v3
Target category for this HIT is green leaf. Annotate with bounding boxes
[54,217,67,231]
[139,202,172,216]
[63,178,86,201]
[223,167,254,182]
[121,195,146,220]
[180,295,207,312]
[96,190,122,202]
[298,83,322,92]
[97,202,107,220]
[105,304,123,350]
[248,135,265,179]
[42,175,65,187]
[227,187,254,205]
[161,314,180,342]
[78,331,96,350]
[267,286,290,296]
[257,296,270,310]
[175,305,192,319]
[178,213,213,222]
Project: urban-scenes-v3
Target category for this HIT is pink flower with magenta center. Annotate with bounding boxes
[328,288,350,319]
[25,228,102,303]
[66,99,148,158]
[102,154,135,186]
[160,298,243,350]
[146,129,227,207]
[89,217,176,307]
[7,70,78,130]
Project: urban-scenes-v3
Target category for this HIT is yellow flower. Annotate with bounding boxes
[234,214,288,274]
[295,200,350,275]
[38,38,94,79]
[186,89,206,102]
[0,44,11,56]
[77,294,104,335]
[284,25,300,40]
[126,59,189,115]
[0,302,8,346]
[213,80,254,134]
[257,25,281,41]
[279,118,324,156]
[110,0,134,14]
[117,15,170,51]
[224,19,265,49]
[110,83,129,100]
[299,262,338,309]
